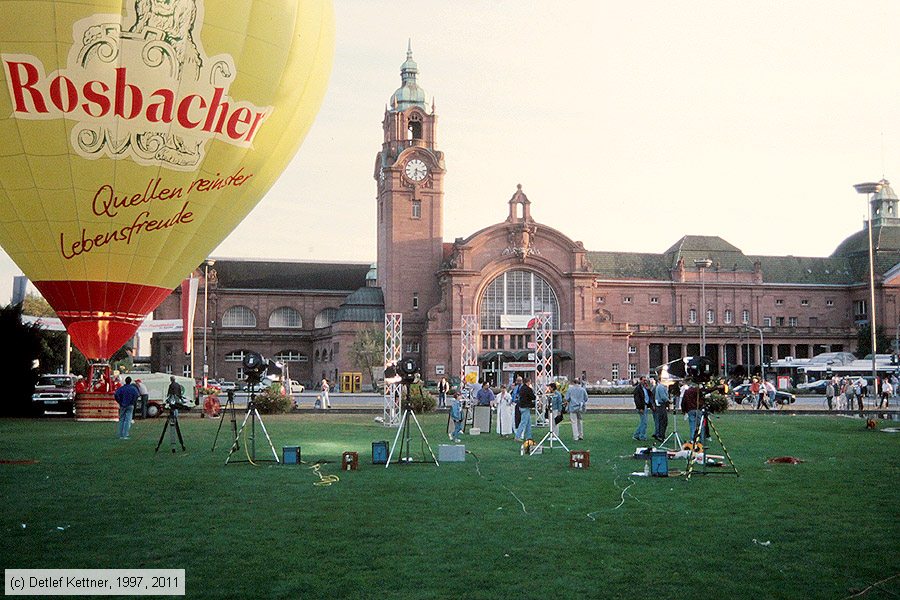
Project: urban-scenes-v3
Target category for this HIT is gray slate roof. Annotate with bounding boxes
[334,287,385,323]
[210,259,371,292]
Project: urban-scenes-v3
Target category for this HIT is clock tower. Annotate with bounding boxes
[375,43,445,344]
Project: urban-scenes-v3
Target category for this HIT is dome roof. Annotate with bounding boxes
[334,286,385,323]
[389,42,428,111]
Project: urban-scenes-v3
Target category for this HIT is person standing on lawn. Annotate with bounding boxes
[652,378,670,442]
[514,379,536,442]
[565,378,588,441]
[437,377,449,408]
[114,376,139,439]
[632,377,651,441]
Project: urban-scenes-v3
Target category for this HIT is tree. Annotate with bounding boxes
[20,293,89,376]
[0,304,43,415]
[855,324,893,358]
[350,327,384,391]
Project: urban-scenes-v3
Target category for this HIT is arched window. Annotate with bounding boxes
[479,270,559,330]
[269,307,302,328]
[222,306,256,328]
[315,308,338,329]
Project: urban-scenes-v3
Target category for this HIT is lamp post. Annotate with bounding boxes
[854,181,883,398]
[747,325,764,378]
[202,259,215,388]
[694,258,713,357]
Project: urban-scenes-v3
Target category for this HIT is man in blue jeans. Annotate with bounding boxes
[449,392,464,442]
[114,376,140,439]
[632,377,651,441]
[514,379,536,441]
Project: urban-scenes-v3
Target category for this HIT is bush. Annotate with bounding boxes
[405,383,436,413]
[704,391,729,413]
[252,384,291,414]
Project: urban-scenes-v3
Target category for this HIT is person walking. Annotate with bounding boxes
[652,379,670,442]
[114,376,139,439]
[825,380,835,410]
[880,378,893,409]
[320,378,331,409]
[514,379,536,442]
[752,377,769,409]
[764,379,777,410]
[632,377,651,441]
[437,377,449,408]
[565,378,588,441]
[449,391,464,442]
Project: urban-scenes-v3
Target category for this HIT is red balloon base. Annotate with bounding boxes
[33,280,172,360]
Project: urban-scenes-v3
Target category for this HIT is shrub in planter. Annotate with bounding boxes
[405,383,436,413]
[253,384,291,414]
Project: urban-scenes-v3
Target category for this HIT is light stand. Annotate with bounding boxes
[530,392,568,455]
[659,401,683,450]
[386,383,439,467]
[225,381,279,465]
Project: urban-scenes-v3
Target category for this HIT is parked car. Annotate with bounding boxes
[32,374,77,416]
[217,380,237,392]
[730,383,796,405]
[797,380,828,394]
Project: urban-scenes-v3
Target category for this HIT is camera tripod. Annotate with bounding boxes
[685,408,738,479]
[386,384,439,467]
[225,386,279,465]
[211,392,239,453]
[155,408,185,453]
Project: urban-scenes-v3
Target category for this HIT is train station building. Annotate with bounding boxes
[150,50,900,388]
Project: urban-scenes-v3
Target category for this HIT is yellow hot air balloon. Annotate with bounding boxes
[0,0,333,359]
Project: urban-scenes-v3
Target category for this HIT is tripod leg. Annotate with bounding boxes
[706,420,739,476]
[409,411,439,466]
[155,417,170,453]
[252,409,280,463]
[385,410,408,468]
[686,413,703,480]
[174,416,186,451]
[225,407,255,465]
[211,398,232,452]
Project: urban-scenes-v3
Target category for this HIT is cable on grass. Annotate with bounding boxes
[466,450,528,515]
[842,573,900,599]
[243,425,257,466]
[309,462,339,487]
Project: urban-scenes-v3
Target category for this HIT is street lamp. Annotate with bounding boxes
[694,258,713,357]
[202,258,215,388]
[854,181,883,397]
[747,324,764,378]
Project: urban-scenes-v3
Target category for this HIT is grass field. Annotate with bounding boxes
[1,412,899,599]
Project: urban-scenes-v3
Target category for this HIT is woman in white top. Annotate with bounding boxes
[320,378,331,409]
[494,384,515,436]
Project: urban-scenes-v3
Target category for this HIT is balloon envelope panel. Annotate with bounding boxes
[0,0,334,358]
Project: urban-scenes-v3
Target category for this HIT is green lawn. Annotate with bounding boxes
[1,412,898,599]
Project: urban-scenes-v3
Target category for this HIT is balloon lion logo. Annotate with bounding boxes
[2,0,272,171]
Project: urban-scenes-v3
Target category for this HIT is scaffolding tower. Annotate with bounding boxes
[460,314,478,401]
[532,312,553,427]
[383,313,402,426]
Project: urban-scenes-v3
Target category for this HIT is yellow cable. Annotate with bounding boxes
[309,462,339,487]
[242,423,257,466]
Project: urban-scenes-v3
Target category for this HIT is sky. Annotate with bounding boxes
[3,0,900,303]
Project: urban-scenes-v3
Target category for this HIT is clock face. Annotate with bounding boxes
[405,158,428,181]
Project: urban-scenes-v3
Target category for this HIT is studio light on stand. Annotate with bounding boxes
[385,357,439,467]
[225,351,279,465]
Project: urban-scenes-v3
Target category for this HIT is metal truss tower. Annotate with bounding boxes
[383,313,403,426]
[532,312,553,427]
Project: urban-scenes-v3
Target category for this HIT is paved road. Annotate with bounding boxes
[228,391,899,413]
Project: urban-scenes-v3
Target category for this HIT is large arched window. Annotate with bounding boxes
[222,306,257,328]
[269,307,302,328]
[479,270,560,329]
[314,308,338,329]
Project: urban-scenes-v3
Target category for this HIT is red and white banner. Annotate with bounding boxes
[181,277,199,354]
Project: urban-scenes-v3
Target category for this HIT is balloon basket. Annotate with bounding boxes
[75,392,118,422]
